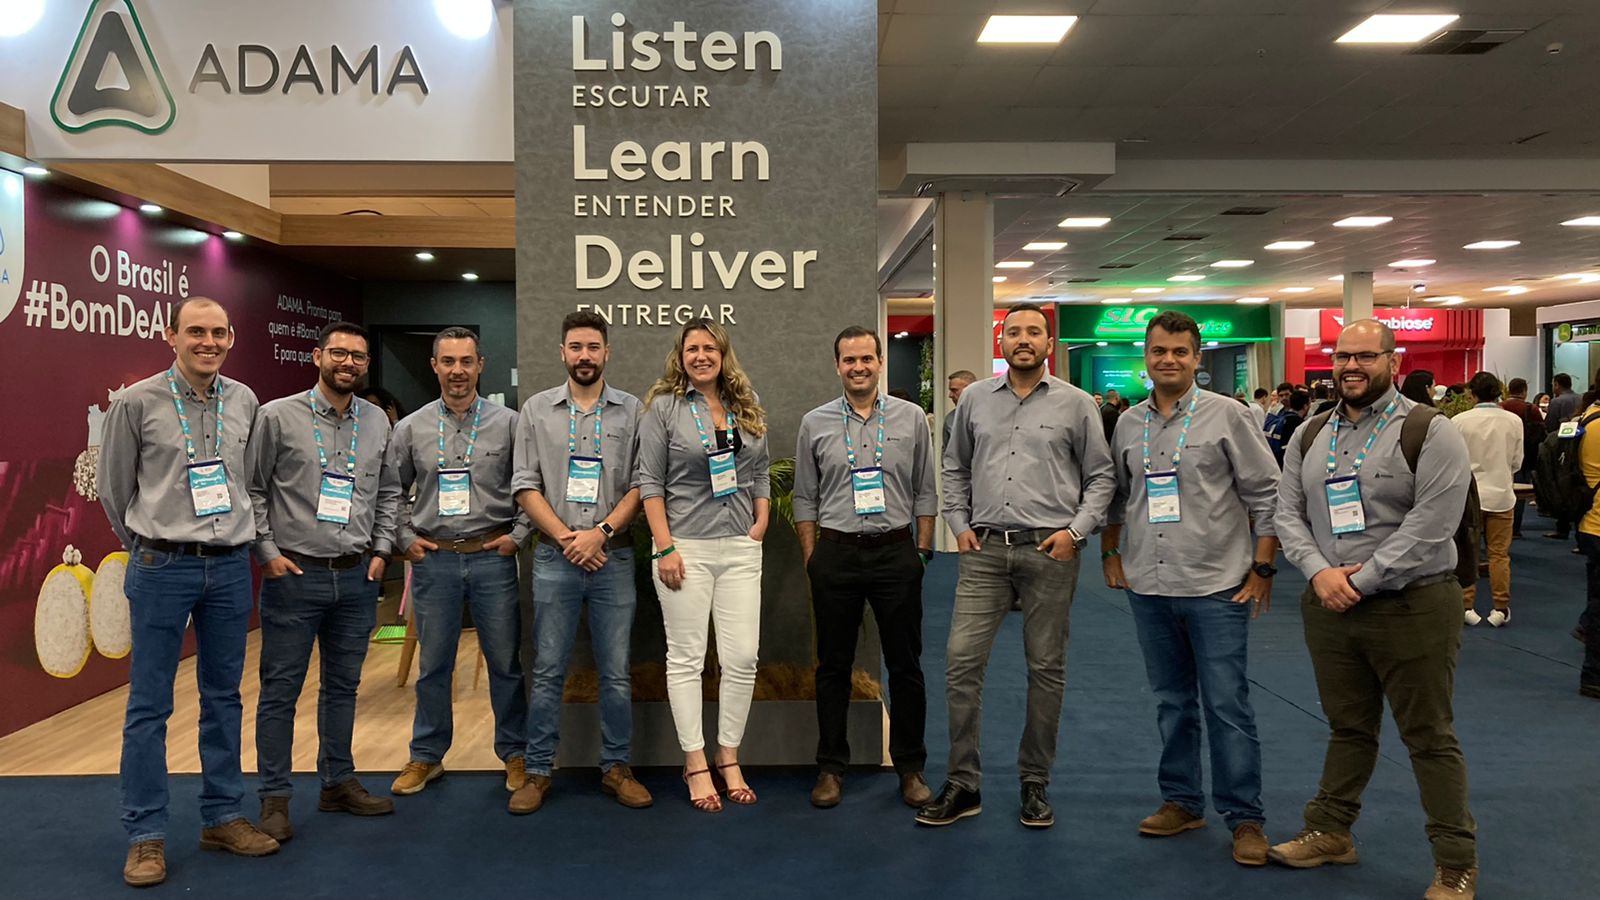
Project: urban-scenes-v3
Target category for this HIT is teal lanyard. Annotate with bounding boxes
[689,396,734,453]
[166,368,223,463]
[1141,386,1199,473]
[568,396,603,458]
[308,389,360,476]
[437,397,482,469]
[841,397,885,469]
[1327,394,1401,477]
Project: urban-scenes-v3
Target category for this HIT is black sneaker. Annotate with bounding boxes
[914,782,982,826]
[1020,783,1053,829]
[1580,684,1600,700]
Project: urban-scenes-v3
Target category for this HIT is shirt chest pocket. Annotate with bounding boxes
[223,434,248,470]
[1179,442,1227,479]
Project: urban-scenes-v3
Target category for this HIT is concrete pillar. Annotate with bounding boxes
[1342,271,1375,321]
[932,194,994,550]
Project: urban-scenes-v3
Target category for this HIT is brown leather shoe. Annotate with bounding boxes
[318,779,395,816]
[601,765,654,808]
[505,757,527,793]
[1232,822,1269,866]
[123,840,165,887]
[900,772,932,808]
[811,773,843,809]
[1139,802,1206,836]
[199,818,280,857]
[1424,865,1478,899]
[258,797,293,843]
[508,774,553,815]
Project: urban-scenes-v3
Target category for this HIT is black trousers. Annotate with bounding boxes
[806,537,928,776]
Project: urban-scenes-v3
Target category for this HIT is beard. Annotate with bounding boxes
[1004,348,1045,372]
[320,365,365,397]
[567,361,602,386]
[1339,369,1393,409]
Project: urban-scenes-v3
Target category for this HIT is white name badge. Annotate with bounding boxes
[317,471,356,524]
[186,459,232,517]
[1145,471,1181,524]
[1325,476,1366,534]
[566,456,602,505]
[851,466,887,515]
[1558,421,1581,438]
[438,468,472,517]
[707,448,739,498]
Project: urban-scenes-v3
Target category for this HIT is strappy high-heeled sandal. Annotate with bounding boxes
[712,762,757,805]
[682,767,723,813]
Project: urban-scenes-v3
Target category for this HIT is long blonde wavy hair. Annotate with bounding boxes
[644,319,767,437]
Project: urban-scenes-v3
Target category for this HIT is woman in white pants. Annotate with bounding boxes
[638,319,770,813]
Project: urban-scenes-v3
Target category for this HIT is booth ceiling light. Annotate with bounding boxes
[1334,216,1392,228]
[1236,297,1269,304]
[1557,272,1600,283]
[138,204,162,214]
[1335,14,1458,44]
[1321,347,1335,354]
[222,231,243,241]
[435,0,495,40]
[1280,287,1313,293]
[461,272,480,281]
[1059,217,1111,228]
[996,260,1034,269]
[1464,240,1520,250]
[895,331,910,339]
[1389,258,1436,267]
[1133,287,1164,294]
[1101,297,1131,304]
[21,165,49,177]
[1094,341,1108,347]
[1023,241,1068,251]
[415,251,436,262]
[1329,275,1345,281]
[1425,295,1464,304]
[1561,216,1600,227]
[0,0,45,38]
[1211,260,1254,268]
[1265,240,1315,250]
[977,15,1078,44]
[1133,341,1145,347]
[1484,285,1528,295]
[1168,274,1205,282]
[1441,298,1465,306]
[992,276,1007,283]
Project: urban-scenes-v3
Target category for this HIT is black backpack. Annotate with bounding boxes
[1532,410,1600,523]
[1299,405,1482,588]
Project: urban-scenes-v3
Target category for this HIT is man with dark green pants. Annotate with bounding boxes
[1272,319,1478,900]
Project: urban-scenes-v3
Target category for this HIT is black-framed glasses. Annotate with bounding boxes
[323,347,370,364]
[1331,350,1392,366]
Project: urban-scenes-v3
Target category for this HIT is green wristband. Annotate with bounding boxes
[1101,547,1120,560]
[652,545,677,560]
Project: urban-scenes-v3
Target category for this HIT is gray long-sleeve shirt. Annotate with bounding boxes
[247,384,402,562]
[942,373,1116,538]
[1275,386,1472,594]
[793,394,939,533]
[636,388,770,539]
[389,397,531,548]
[1108,387,1279,597]
[511,383,642,533]
[1546,389,1583,433]
[96,369,260,550]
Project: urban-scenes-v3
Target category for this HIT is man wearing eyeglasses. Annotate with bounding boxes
[248,321,404,843]
[1270,320,1479,900]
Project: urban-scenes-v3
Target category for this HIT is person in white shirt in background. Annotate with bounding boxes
[1453,372,1524,627]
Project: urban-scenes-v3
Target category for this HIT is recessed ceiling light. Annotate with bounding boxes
[996,260,1034,269]
[1236,297,1269,304]
[1168,274,1205,282]
[1133,340,1145,347]
[1321,347,1335,354]
[1094,341,1108,347]
[1279,287,1314,294]
[1424,295,1464,304]
[1464,240,1520,250]
[415,251,436,261]
[1101,297,1131,304]
[221,230,243,241]
[1023,241,1067,251]
[1265,240,1315,250]
[1133,287,1165,294]
[895,331,910,339]
[1210,259,1254,268]
[1561,216,1600,227]
[1335,14,1458,44]
[461,272,480,281]
[1329,275,1345,282]
[977,15,1078,44]
[1059,217,1111,228]
[139,203,162,214]
[1485,285,1528,295]
[1389,258,1436,268]
[1334,216,1392,228]
[1556,272,1600,283]
[1205,341,1220,348]
[992,276,1007,283]
[21,165,48,177]
[1442,298,1466,306]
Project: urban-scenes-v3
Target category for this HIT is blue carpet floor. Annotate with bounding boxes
[3,530,1598,898]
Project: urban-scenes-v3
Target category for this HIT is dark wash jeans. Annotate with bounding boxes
[121,545,253,843]
[1579,532,1600,689]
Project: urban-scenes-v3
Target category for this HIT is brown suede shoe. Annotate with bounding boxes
[318,779,395,816]
[199,818,279,857]
[811,773,843,809]
[1267,829,1359,868]
[508,774,553,815]
[391,760,443,796]
[900,773,932,808]
[505,757,527,793]
[258,797,293,843]
[123,840,165,887]
[601,765,654,808]
[1232,822,1269,866]
[1424,865,1478,899]
[1139,802,1206,836]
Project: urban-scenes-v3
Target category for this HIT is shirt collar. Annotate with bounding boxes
[310,383,352,419]
[1339,385,1400,423]
[838,393,883,422]
[554,382,621,409]
[992,372,1057,394]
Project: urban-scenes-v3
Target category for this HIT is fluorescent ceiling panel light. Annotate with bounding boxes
[977,15,1078,44]
[1210,259,1254,268]
[1132,287,1165,294]
[995,261,1034,269]
[1334,216,1392,228]
[1101,297,1131,304]
[1389,258,1436,267]
[1561,216,1600,227]
[1023,241,1067,251]
[1279,287,1313,294]
[1335,14,1458,44]
[1484,285,1527,295]
[1167,274,1205,282]
[1463,240,1520,250]
[1059,217,1111,228]
[992,276,1007,283]
[1236,297,1269,304]
[1265,240,1314,250]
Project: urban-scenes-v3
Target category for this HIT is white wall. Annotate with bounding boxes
[1482,308,1540,385]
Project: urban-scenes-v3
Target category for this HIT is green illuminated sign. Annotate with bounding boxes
[1054,303,1272,343]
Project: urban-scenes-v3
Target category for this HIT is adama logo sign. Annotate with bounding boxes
[50,0,177,135]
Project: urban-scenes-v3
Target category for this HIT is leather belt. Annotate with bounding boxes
[425,525,513,554]
[538,531,633,552]
[135,537,244,558]
[282,549,367,570]
[818,526,912,549]
[975,527,1056,547]
[1363,572,1458,601]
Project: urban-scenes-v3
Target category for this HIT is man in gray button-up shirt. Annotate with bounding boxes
[1269,319,1478,892]
[385,328,529,800]
[917,304,1115,830]
[96,298,279,882]
[795,326,938,809]
[246,322,403,838]
[1099,311,1280,863]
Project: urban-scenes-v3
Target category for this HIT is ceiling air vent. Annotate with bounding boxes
[1406,30,1525,55]
[1062,277,1101,283]
[913,176,1082,198]
[1164,233,1209,241]
[1220,206,1276,216]
[1098,263,1138,269]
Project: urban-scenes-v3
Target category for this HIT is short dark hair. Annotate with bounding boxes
[562,310,609,343]
[1468,371,1501,403]
[1289,390,1310,413]
[318,321,369,349]
[1507,377,1527,396]
[169,296,228,331]
[432,326,480,358]
[1276,382,1293,393]
[833,325,882,359]
[1001,303,1053,340]
[1253,388,1269,400]
[1554,372,1573,390]
[1144,310,1202,351]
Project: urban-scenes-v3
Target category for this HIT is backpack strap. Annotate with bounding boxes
[1399,404,1441,474]
[1297,409,1336,459]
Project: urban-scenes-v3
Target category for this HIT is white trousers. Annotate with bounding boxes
[653,535,763,752]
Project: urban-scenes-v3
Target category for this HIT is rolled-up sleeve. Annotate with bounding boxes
[247,406,282,563]
[636,400,670,501]
[1275,421,1332,579]
[792,417,820,523]
[747,430,771,500]
[1069,398,1117,537]
[510,401,544,497]
[941,397,975,536]
[370,423,403,555]
[910,410,939,518]
[1229,405,1281,538]
[1348,417,1471,595]
[389,418,419,551]
[96,395,141,551]
[1105,415,1131,529]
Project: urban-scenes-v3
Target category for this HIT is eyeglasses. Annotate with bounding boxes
[323,347,370,364]
[1331,350,1392,366]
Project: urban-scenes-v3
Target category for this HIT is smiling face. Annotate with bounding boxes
[431,336,482,403]
[314,330,370,398]
[1333,322,1399,408]
[681,328,723,390]
[166,300,233,384]
[561,326,609,387]
[1144,325,1199,395]
[1000,308,1052,372]
[836,334,882,398]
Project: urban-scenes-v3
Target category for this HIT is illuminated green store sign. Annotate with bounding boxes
[1055,303,1273,343]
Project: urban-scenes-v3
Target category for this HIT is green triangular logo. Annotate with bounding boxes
[50,0,175,135]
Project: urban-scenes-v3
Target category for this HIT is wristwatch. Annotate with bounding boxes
[598,522,615,539]
[1066,527,1088,550]
[1252,561,1278,578]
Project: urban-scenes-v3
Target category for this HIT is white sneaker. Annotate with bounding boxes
[1463,609,1482,626]
[1487,609,1510,627]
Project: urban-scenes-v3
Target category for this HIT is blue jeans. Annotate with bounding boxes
[120,545,253,843]
[524,543,636,776]
[1128,588,1264,827]
[255,565,378,796]
[410,549,526,763]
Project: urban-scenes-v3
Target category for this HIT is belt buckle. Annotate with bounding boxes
[1002,529,1022,546]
